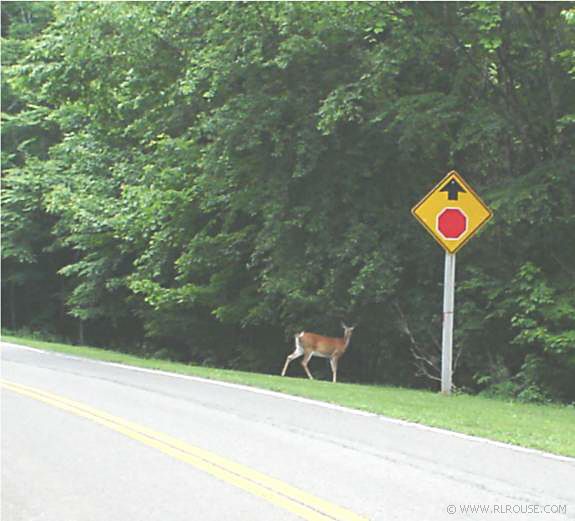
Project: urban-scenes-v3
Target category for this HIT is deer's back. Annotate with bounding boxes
[299,332,346,356]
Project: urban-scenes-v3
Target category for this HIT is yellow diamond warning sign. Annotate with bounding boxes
[411,171,492,254]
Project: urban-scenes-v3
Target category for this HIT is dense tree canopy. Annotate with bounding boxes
[2,2,574,401]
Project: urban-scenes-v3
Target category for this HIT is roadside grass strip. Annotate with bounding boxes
[0,379,368,521]
[3,336,574,458]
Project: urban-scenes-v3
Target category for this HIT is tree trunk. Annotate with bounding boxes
[78,321,85,345]
[9,281,17,330]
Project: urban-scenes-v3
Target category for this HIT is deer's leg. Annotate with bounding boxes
[330,357,338,383]
[301,352,314,380]
[281,336,304,376]
[282,352,302,376]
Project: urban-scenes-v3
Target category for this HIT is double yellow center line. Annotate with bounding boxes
[1,379,368,521]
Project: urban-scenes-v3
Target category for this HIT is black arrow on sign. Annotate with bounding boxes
[440,178,466,200]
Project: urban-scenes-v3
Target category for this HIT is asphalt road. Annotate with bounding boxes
[1,342,574,521]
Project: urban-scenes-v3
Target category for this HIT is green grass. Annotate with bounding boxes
[3,333,574,458]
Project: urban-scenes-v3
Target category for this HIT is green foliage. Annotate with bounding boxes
[2,2,574,401]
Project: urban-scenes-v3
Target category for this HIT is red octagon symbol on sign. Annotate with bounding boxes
[437,208,467,239]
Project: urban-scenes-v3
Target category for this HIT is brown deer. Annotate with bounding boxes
[281,323,355,383]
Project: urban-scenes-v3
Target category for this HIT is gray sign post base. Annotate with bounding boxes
[441,252,456,395]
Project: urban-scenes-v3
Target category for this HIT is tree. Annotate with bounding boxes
[2,2,574,400]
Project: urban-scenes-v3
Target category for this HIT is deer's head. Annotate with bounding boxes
[341,322,355,339]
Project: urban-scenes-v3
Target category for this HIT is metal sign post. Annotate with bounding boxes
[412,171,492,395]
[441,252,456,395]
